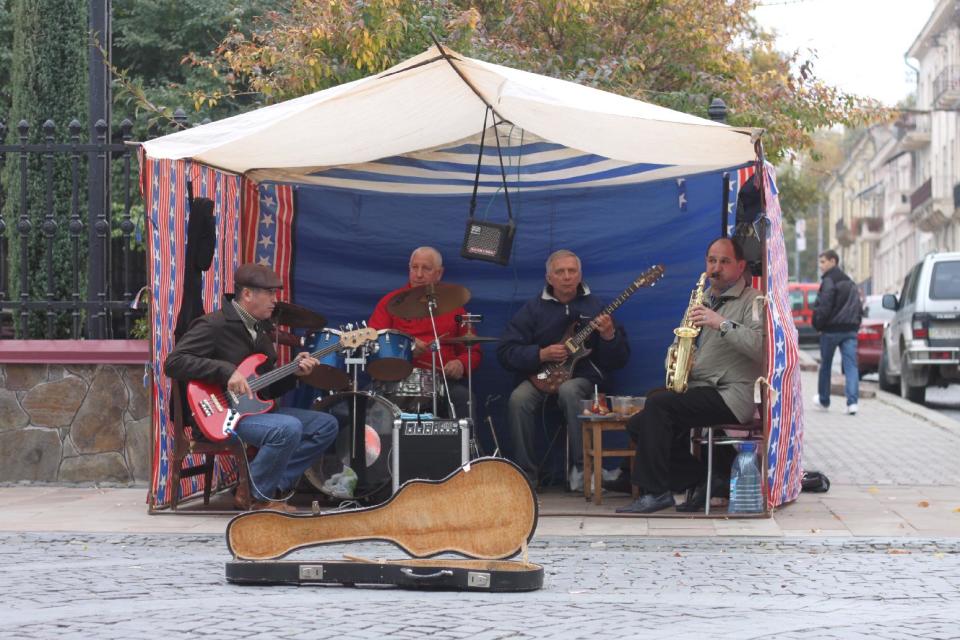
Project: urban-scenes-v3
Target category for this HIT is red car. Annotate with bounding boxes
[858,294,895,377]
[788,282,819,343]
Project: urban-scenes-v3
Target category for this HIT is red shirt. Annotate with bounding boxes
[368,284,482,372]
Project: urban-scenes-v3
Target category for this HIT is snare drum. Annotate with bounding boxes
[378,367,445,414]
[393,367,443,399]
[367,329,414,381]
[302,329,351,390]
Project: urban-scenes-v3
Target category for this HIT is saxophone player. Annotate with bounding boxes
[617,237,763,514]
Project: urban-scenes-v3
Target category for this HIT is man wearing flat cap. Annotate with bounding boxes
[165,263,338,511]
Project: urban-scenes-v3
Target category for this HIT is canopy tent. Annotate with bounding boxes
[140,47,803,511]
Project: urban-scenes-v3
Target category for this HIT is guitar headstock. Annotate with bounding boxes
[339,327,379,348]
[635,264,665,287]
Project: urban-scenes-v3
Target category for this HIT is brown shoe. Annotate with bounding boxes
[250,500,297,513]
[233,482,252,510]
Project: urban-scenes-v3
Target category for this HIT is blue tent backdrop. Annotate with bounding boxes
[285,163,750,458]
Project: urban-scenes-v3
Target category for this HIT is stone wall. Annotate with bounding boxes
[0,363,152,484]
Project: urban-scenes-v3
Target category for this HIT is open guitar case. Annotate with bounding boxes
[224,457,544,592]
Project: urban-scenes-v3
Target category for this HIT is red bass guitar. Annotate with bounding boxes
[186,327,377,441]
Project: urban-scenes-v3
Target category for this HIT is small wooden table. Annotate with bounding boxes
[579,413,639,505]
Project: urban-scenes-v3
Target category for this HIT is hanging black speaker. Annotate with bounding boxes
[461,106,516,266]
[461,218,515,265]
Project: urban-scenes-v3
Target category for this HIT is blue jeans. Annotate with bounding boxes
[818,331,859,408]
[234,407,338,501]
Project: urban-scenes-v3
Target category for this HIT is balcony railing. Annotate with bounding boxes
[910,178,932,211]
[855,216,884,242]
[934,65,960,109]
[898,111,931,150]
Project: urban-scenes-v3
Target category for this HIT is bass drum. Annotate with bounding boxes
[304,391,400,501]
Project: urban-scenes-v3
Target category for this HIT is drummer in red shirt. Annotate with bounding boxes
[368,246,481,419]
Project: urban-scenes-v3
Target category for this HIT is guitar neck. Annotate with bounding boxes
[247,341,341,392]
[568,280,644,348]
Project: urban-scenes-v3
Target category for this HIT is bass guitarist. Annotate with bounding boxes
[164,263,338,512]
[497,250,630,489]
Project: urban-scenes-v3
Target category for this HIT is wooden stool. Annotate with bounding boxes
[580,415,637,505]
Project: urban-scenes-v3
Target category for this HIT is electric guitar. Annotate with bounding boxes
[187,327,377,441]
[529,265,665,394]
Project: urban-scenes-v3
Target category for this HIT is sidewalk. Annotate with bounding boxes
[2,360,959,538]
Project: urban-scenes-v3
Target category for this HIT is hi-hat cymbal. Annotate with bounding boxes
[441,335,499,346]
[387,282,471,319]
[271,301,327,330]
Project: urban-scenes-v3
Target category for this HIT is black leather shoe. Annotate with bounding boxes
[676,482,707,513]
[615,491,675,514]
[676,478,727,513]
[602,472,633,495]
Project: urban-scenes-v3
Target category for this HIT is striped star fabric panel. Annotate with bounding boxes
[145,157,189,508]
[761,164,804,507]
[145,158,245,508]
[239,179,297,364]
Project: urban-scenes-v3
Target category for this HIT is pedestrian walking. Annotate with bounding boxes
[812,250,863,414]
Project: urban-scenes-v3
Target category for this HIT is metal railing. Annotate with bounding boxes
[0,116,144,339]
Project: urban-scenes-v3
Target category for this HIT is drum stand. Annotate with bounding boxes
[343,345,371,499]
[424,287,457,420]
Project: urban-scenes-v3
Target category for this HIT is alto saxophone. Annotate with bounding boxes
[665,272,707,393]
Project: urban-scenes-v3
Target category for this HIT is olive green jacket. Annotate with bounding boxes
[686,278,764,423]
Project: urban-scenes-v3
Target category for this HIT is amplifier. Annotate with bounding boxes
[460,219,515,265]
[391,418,470,493]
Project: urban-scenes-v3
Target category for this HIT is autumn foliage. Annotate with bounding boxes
[181,0,887,159]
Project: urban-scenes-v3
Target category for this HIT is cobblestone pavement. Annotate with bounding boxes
[800,372,960,486]
[3,533,959,640]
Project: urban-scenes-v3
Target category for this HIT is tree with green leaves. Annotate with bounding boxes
[176,0,887,161]
[111,0,272,136]
[2,0,88,337]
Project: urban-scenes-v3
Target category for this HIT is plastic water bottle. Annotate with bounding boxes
[728,442,763,514]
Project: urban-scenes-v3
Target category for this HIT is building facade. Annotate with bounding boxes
[823,0,957,296]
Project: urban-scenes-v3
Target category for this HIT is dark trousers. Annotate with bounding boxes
[626,387,738,495]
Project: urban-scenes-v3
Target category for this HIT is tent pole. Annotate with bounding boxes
[429,33,509,123]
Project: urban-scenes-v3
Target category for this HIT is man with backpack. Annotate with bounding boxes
[812,250,863,415]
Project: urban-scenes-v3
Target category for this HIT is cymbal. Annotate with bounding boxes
[441,335,499,345]
[387,282,471,320]
[271,301,326,330]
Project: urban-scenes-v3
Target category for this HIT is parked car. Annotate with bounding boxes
[788,282,819,343]
[858,294,895,377]
[879,252,960,403]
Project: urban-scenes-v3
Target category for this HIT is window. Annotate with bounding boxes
[907,263,923,304]
[930,260,960,299]
[790,290,804,311]
[807,290,818,307]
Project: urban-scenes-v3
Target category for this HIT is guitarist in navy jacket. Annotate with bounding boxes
[164,263,338,512]
[497,250,630,489]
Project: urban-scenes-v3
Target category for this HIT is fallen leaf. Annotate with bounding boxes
[867,487,880,494]
[953,507,960,513]
[810,528,821,533]
[673,551,682,557]
[918,500,930,508]
[887,549,911,555]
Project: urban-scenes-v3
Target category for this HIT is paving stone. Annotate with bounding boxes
[0,534,958,639]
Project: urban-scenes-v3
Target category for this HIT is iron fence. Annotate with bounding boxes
[0,115,145,339]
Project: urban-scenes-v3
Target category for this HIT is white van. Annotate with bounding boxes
[880,252,960,403]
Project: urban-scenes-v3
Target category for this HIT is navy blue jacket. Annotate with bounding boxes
[813,266,862,333]
[497,284,630,386]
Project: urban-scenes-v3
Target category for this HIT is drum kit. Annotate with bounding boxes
[270,284,498,502]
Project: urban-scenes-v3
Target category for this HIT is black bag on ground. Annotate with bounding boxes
[801,470,830,493]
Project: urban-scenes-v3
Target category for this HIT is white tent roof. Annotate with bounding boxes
[142,46,760,181]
